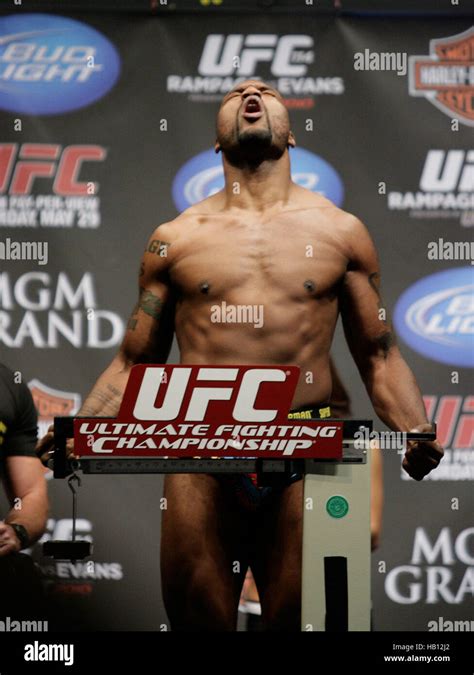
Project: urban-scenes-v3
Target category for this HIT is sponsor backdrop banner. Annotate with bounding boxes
[0,10,472,631]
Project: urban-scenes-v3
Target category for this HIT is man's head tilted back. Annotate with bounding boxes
[214,80,296,166]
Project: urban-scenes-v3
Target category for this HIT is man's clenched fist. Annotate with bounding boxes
[403,424,444,481]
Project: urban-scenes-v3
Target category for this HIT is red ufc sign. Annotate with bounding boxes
[73,365,343,459]
[120,364,300,422]
[0,143,106,195]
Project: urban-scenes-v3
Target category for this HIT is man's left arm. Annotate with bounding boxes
[339,216,443,481]
[1,456,48,554]
[0,377,48,555]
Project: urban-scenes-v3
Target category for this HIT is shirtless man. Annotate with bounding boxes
[37,79,443,631]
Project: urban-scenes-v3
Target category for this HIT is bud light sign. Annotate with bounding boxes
[0,13,121,115]
[394,267,474,368]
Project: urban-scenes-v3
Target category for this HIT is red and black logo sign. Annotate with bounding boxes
[409,27,474,126]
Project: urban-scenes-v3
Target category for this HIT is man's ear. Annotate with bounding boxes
[287,131,296,149]
[214,139,221,154]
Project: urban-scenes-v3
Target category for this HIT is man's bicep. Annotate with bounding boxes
[341,220,396,366]
[4,456,46,502]
[119,237,175,365]
[121,281,173,362]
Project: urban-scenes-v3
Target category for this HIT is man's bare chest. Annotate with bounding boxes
[168,214,348,299]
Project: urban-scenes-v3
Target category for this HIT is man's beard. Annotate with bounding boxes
[223,126,285,167]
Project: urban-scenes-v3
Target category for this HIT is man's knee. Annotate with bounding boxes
[261,587,301,631]
[163,560,238,631]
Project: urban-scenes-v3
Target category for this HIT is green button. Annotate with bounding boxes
[326,495,349,519]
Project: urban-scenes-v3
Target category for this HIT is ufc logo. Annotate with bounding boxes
[424,395,473,448]
[0,143,106,195]
[133,366,291,422]
[420,150,474,192]
[198,34,314,77]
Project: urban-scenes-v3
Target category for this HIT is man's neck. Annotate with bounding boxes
[220,151,293,213]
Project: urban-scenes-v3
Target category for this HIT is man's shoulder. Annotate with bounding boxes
[148,194,221,242]
[176,192,224,222]
[0,362,13,379]
[293,188,364,231]
[0,363,18,398]
[0,363,34,421]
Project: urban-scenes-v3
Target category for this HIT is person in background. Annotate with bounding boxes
[0,362,49,617]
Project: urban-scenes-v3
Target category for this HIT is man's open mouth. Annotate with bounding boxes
[242,96,264,121]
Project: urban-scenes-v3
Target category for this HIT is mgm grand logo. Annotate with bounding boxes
[409,27,474,127]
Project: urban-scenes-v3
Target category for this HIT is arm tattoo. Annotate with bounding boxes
[138,287,164,320]
[79,405,100,416]
[146,239,170,257]
[369,273,396,356]
[79,387,121,416]
[374,330,396,358]
[86,390,112,405]
[369,271,387,325]
[127,287,164,331]
[107,383,123,398]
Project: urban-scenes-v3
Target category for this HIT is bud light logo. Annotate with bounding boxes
[394,267,474,368]
[172,147,344,212]
[0,14,120,115]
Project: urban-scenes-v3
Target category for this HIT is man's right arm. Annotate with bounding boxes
[36,225,176,463]
[79,226,175,417]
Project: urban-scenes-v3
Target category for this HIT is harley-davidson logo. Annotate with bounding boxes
[409,27,474,126]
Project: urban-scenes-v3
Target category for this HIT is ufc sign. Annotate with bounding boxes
[123,365,298,422]
[420,150,474,192]
[73,365,343,459]
[198,34,314,77]
[0,143,106,195]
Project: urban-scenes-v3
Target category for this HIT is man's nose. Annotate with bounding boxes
[242,87,261,100]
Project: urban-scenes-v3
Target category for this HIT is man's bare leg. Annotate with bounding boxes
[161,474,250,630]
[250,480,304,631]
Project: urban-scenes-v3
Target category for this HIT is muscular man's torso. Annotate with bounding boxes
[156,186,355,408]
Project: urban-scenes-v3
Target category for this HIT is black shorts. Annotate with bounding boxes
[214,404,332,512]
